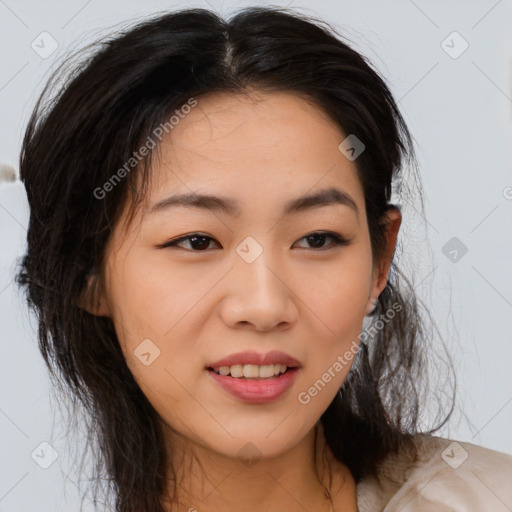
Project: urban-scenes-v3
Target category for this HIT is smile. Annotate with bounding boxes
[209,363,290,379]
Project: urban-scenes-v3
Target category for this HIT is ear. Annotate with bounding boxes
[367,206,402,311]
[76,272,111,317]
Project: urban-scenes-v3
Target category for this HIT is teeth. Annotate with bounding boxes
[230,364,243,378]
[212,363,290,378]
[259,365,275,378]
[243,364,259,378]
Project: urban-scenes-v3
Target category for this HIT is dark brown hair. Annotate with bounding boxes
[16,6,455,511]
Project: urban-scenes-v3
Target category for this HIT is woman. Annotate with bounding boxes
[15,6,512,511]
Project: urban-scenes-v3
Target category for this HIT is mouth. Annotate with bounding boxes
[205,364,300,404]
[204,350,301,403]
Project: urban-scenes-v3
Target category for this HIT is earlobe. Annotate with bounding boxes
[365,298,376,315]
[76,273,111,317]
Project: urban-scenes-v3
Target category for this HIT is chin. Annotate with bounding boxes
[197,415,312,461]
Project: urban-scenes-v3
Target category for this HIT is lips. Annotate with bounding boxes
[205,350,301,403]
[206,350,301,369]
[206,366,300,403]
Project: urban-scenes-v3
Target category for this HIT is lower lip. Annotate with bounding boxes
[206,368,299,404]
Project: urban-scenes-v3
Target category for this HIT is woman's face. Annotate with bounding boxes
[88,90,399,461]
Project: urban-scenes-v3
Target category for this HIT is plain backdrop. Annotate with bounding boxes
[1,0,511,511]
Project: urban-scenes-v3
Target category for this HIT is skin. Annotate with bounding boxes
[81,89,401,511]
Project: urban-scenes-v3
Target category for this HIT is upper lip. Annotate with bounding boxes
[207,350,301,369]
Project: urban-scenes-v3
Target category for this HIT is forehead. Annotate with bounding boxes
[141,90,365,219]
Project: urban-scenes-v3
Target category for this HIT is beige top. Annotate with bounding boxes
[355,434,512,511]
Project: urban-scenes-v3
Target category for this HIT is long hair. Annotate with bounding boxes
[15,6,455,511]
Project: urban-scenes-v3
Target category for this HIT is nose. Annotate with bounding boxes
[219,249,298,332]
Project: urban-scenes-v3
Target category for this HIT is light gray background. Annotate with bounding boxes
[1,0,511,511]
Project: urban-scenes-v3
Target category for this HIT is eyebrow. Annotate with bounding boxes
[147,186,359,218]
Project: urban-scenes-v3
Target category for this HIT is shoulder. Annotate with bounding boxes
[356,434,512,511]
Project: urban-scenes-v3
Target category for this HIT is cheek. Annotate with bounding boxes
[295,246,372,395]
[298,246,372,337]
[106,250,197,342]
[103,251,208,412]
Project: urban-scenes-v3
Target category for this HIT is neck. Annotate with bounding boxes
[160,423,357,512]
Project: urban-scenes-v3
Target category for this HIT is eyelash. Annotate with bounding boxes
[160,231,351,252]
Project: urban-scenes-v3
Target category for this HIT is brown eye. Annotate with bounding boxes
[294,232,351,250]
[162,234,220,251]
